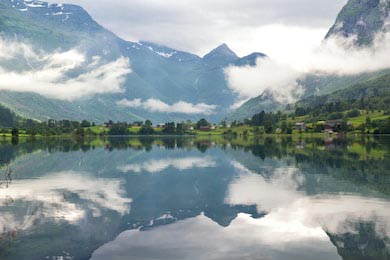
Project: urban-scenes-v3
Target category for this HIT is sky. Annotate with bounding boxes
[51,0,348,58]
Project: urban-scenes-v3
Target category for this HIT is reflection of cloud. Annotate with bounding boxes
[0,171,131,234]
[227,162,304,211]
[90,213,340,260]
[117,98,217,115]
[118,157,216,173]
[0,39,131,101]
[226,161,390,241]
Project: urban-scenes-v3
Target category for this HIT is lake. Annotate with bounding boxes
[0,136,390,260]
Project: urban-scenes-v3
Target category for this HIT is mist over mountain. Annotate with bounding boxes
[0,0,388,123]
[0,0,263,123]
[229,0,390,122]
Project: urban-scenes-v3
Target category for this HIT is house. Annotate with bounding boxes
[156,124,166,129]
[132,121,143,127]
[295,122,306,131]
[324,121,343,133]
[104,121,113,128]
[199,126,211,131]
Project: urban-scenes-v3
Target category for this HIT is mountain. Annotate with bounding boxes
[228,92,284,122]
[230,0,390,121]
[325,0,390,45]
[229,69,390,121]
[203,43,239,68]
[0,0,264,123]
[295,72,390,113]
[234,52,267,67]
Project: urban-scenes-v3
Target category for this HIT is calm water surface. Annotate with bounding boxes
[0,136,390,260]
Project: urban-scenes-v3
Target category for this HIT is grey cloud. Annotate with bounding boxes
[50,0,347,55]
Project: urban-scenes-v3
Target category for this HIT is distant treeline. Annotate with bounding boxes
[0,115,213,136]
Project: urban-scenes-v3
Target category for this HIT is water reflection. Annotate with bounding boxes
[0,136,389,260]
[91,213,340,260]
[118,156,216,173]
[0,171,130,242]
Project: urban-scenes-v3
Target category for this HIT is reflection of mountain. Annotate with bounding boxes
[91,213,340,260]
[226,138,390,260]
[1,137,390,259]
[328,222,390,260]
[0,139,262,259]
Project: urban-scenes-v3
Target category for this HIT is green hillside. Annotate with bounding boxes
[296,73,390,113]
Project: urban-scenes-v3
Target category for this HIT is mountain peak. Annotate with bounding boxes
[203,43,239,60]
[203,43,239,67]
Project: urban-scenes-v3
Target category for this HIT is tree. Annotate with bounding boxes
[252,111,266,126]
[162,122,176,134]
[281,121,287,134]
[196,119,209,129]
[144,120,153,128]
[11,128,19,137]
[108,122,128,135]
[366,116,371,129]
[176,123,184,133]
[347,109,360,118]
[264,121,274,134]
[74,127,85,137]
[139,124,155,135]
[81,120,91,128]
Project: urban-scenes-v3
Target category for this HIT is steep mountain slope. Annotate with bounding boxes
[230,0,390,121]
[0,0,263,123]
[325,0,390,45]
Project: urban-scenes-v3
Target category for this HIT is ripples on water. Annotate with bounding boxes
[0,136,389,260]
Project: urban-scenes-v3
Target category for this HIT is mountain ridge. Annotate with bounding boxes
[0,0,265,123]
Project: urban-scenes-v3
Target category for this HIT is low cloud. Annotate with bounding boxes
[225,32,390,104]
[226,58,304,104]
[117,98,217,115]
[0,39,131,101]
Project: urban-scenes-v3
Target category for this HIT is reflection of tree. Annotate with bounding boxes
[0,163,12,189]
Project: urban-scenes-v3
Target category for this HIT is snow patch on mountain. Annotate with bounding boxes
[10,0,73,18]
[156,51,176,58]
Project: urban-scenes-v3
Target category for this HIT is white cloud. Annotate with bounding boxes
[225,58,304,103]
[225,32,390,104]
[117,98,217,115]
[50,0,346,56]
[118,157,216,173]
[0,39,131,101]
